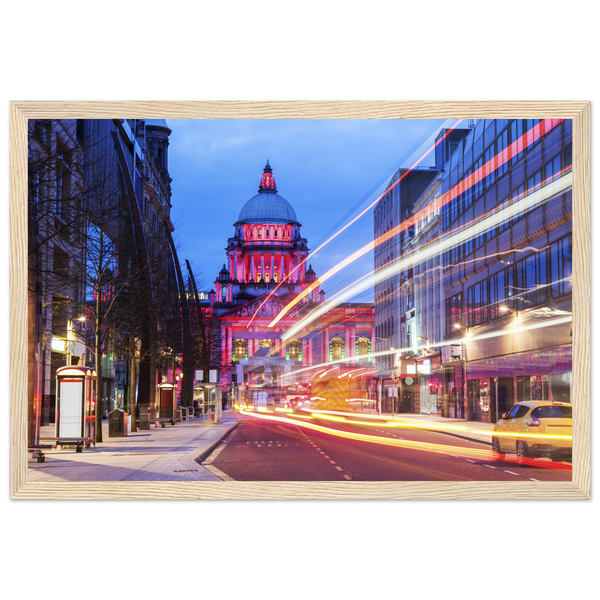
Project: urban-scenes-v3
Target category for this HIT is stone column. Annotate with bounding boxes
[261,254,265,282]
[250,255,255,281]
[350,328,356,360]
[345,328,351,362]
[324,329,330,362]
[308,338,313,365]
[302,339,309,365]
[228,327,233,364]
[270,254,274,283]
[234,253,238,281]
[221,326,227,365]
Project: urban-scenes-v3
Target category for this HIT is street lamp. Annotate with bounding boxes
[66,316,86,366]
[453,323,471,336]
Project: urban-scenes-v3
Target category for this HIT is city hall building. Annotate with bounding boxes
[207,162,375,396]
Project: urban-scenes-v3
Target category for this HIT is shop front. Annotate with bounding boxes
[466,346,572,423]
[441,345,466,419]
[416,355,443,416]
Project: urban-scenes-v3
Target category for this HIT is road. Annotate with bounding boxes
[201,413,572,482]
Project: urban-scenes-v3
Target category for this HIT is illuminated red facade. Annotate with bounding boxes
[210,162,375,393]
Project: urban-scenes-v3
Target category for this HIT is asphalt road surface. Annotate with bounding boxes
[201,414,572,482]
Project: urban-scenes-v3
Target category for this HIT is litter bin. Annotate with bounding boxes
[138,406,152,430]
[109,409,128,437]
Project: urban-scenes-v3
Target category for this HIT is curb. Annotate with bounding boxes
[194,420,240,463]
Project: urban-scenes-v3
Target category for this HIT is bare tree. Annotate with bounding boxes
[28,120,172,443]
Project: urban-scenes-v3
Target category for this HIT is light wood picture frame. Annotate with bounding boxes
[10,101,591,500]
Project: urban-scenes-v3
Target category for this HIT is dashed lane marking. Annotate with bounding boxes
[484,465,496,469]
[343,474,352,480]
[335,466,343,471]
[504,471,519,476]
[466,459,476,463]
[329,460,336,464]
[529,478,540,482]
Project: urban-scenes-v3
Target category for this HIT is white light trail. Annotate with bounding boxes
[281,171,572,341]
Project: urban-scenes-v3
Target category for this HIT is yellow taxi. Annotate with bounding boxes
[491,401,572,463]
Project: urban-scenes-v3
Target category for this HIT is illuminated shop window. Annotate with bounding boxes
[259,339,274,349]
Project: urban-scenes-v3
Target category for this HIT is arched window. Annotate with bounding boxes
[259,339,274,349]
[233,339,248,362]
[329,336,345,362]
[286,339,302,362]
[355,337,372,362]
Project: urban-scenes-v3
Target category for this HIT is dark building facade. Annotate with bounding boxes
[27,118,182,444]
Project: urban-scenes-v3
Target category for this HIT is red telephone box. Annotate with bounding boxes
[157,382,176,420]
[55,366,96,443]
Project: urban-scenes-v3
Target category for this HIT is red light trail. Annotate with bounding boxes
[239,408,572,471]
[246,120,466,328]
[271,119,565,330]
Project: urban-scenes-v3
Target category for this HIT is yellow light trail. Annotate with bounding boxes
[269,119,564,330]
[280,169,572,340]
[238,409,571,471]
[246,121,466,328]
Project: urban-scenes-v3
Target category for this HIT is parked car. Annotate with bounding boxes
[492,401,572,463]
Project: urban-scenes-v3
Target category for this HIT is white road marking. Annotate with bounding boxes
[329,460,336,464]
[335,466,343,471]
[484,465,496,469]
[466,459,476,463]
[343,474,351,480]
[529,478,540,482]
[323,455,330,459]
[203,463,235,481]
[504,471,519,476]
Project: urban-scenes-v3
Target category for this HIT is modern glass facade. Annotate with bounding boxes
[405,119,572,422]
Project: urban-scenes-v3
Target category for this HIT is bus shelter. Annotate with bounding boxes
[55,366,96,443]
[157,382,177,420]
[194,384,222,424]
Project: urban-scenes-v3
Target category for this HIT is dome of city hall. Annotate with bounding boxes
[236,161,299,225]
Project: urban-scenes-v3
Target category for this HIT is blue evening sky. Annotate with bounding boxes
[167,119,451,300]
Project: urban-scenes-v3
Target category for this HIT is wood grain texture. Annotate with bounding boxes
[10,101,591,500]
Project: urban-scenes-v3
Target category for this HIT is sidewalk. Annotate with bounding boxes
[28,412,240,483]
[28,409,493,484]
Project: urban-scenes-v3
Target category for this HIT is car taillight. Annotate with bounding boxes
[525,417,541,427]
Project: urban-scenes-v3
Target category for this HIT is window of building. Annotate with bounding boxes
[515,250,548,310]
[356,337,372,362]
[329,336,345,362]
[259,339,274,349]
[464,168,473,210]
[286,339,302,362]
[510,119,525,165]
[497,195,510,233]
[526,170,542,215]
[497,127,509,178]
[232,339,248,362]
[445,293,462,335]
[473,158,484,199]
[544,154,562,197]
[490,267,515,319]
[511,184,525,223]
[550,235,572,298]
[467,280,488,327]
[526,119,541,147]
[484,144,496,190]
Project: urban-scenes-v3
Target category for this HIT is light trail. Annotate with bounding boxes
[279,313,572,382]
[280,168,572,340]
[239,409,572,471]
[245,120,466,328]
[269,119,564,329]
